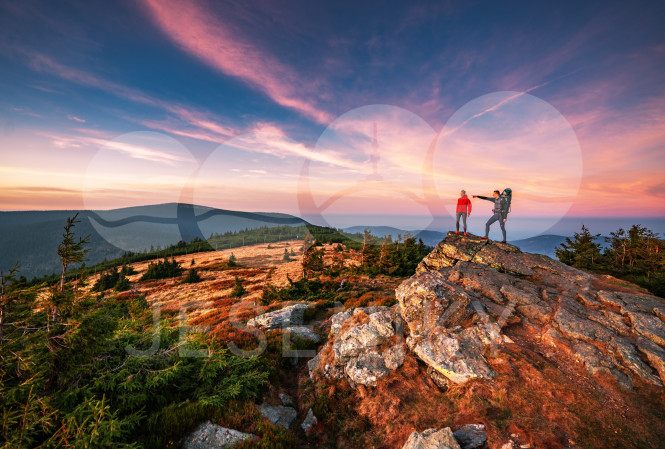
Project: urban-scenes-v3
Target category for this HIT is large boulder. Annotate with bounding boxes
[309,306,406,387]
[409,323,503,384]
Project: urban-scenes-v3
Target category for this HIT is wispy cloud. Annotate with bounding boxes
[26,52,237,142]
[138,0,333,124]
[31,129,196,165]
[67,114,85,123]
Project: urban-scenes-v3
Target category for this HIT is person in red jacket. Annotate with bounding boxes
[455,189,472,235]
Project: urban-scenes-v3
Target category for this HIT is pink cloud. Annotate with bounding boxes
[139,0,333,124]
[67,114,85,123]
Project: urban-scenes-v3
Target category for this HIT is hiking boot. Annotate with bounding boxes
[501,240,507,244]
[481,237,488,241]
[455,231,459,234]
[463,232,467,236]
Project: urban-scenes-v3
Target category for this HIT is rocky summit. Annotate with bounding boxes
[310,232,665,392]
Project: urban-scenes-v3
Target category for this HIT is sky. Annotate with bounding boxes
[1,0,664,228]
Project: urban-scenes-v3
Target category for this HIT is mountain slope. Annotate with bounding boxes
[0,203,306,279]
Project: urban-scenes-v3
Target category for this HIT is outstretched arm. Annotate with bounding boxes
[473,195,494,202]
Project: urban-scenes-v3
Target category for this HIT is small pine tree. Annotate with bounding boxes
[228,253,237,267]
[114,274,131,292]
[182,268,202,284]
[230,276,246,298]
[260,283,279,305]
[57,213,90,293]
[302,246,325,279]
[283,248,291,262]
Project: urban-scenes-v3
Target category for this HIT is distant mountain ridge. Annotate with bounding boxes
[2,203,576,280]
[0,203,306,279]
[343,225,568,258]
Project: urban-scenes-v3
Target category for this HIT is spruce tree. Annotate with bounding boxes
[57,213,90,293]
[230,276,246,298]
[0,262,19,342]
[555,225,602,269]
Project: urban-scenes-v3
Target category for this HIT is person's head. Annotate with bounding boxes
[460,189,466,197]
[493,190,500,198]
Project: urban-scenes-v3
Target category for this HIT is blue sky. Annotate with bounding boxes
[1,0,664,221]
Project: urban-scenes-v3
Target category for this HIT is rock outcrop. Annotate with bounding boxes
[452,424,487,449]
[183,421,257,449]
[401,427,461,449]
[248,303,312,330]
[256,403,298,429]
[309,233,665,391]
[308,305,407,386]
[407,233,665,388]
[247,303,320,345]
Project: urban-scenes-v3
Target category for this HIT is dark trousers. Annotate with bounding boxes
[456,212,467,232]
[485,214,506,241]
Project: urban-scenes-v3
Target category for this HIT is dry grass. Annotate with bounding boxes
[40,240,665,448]
[591,275,654,296]
[300,321,665,449]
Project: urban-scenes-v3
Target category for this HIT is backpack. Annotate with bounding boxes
[501,188,512,214]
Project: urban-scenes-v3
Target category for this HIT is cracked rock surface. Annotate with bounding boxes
[309,232,665,390]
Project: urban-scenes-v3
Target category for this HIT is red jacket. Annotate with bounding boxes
[456,195,472,214]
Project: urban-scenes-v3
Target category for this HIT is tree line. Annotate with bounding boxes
[301,228,431,279]
[555,224,664,297]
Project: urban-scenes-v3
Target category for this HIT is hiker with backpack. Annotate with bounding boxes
[455,189,472,235]
[473,188,511,243]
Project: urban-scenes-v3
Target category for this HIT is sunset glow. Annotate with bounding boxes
[1,1,664,221]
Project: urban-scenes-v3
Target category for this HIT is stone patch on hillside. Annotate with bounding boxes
[183,421,257,449]
[247,303,312,329]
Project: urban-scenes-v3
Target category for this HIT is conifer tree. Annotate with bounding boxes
[230,276,246,298]
[0,262,19,342]
[555,225,602,269]
[57,213,90,293]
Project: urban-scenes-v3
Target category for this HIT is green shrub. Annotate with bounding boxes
[93,268,121,291]
[121,265,137,276]
[114,274,131,291]
[182,268,202,284]
[230,276,246,298]
[0,289,271,449]
[228,253,237,267]
[140,258,184,281]
[260,283,279,305]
